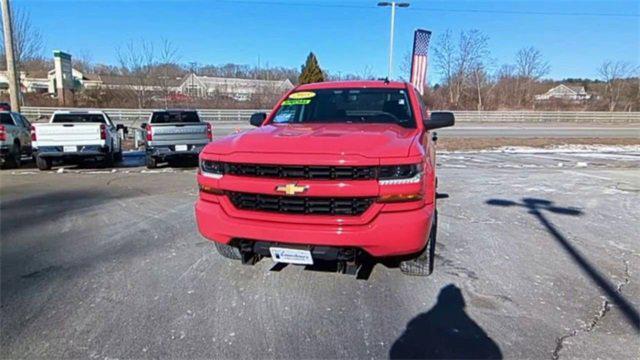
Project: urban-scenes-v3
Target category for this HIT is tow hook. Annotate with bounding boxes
[239,240,261,265]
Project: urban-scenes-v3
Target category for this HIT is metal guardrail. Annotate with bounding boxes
[21,107,640,125]
[451,111,640,123]
[21,107,270,126]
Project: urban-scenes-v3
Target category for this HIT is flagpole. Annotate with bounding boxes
[388,3,395,79]
[378,2,410,80]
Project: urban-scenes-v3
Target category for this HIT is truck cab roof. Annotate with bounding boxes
[294,80,411,91]
[52,110,108,115]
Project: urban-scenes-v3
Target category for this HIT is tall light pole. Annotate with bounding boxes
[378,1,409,79]
[1,0,20,112]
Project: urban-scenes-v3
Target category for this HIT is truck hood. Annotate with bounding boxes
[204,123,419,158]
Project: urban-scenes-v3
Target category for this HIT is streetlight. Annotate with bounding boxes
[378,1,409,79]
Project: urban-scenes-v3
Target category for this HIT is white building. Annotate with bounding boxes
[1,70,293,102]
[179,73,294,101]
[0,68,102,95]
[535,84,592,101]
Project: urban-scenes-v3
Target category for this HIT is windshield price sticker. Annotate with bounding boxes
[282,99,311,106]
[288,91,316,99]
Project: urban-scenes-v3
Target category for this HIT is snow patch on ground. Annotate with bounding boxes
[489,144,640,154]
[443,144,640,154]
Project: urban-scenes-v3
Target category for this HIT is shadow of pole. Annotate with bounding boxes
[486,198,640,332]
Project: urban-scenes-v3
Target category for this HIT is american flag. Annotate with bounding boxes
[410,29,432,95]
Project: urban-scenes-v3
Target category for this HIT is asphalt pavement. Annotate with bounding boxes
[1,150,639,359]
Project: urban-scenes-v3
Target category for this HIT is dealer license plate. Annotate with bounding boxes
[63,146,77,152]
[269,247,313,265]
[175,145,188,151]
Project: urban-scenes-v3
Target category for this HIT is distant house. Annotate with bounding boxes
[179,73,294,101]
[535,84,591,101]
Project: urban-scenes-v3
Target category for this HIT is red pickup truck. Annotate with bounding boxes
[195,80,454,276]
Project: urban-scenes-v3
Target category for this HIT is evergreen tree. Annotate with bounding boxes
[298,52,325,84]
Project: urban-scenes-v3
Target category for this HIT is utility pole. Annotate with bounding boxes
[1,0,20,112]
[377,1,409,79]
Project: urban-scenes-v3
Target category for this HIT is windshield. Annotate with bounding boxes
[51,114,106,123]
[272,88,415,128]
[151,111,200,124]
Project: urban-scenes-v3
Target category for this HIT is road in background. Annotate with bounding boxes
[1,151,638,358]
[210,121,640,138]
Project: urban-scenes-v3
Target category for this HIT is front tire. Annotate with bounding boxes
[114,149,123,162]
[36,156,52,171]
[2,142,21,169]
[11,142,22,168]
[214,242,242,260]
[400,211,437,276]
[102,153,114,167]
[145,155,157,169]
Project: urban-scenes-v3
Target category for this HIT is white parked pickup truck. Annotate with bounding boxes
[32,110,124,170]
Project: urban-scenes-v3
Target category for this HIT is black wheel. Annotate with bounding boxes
[2,142,21,169]
[214,242,242,260]
[11,142,21,168]
[36,156,52,171]
[114,149,123,162]
[102,153,114,167]
[400,211,437,276]
[145,155,157,169]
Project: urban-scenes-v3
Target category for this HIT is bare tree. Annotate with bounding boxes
[73,49,94,74]
[491,64,519,109]
[433,30,490,109]
[514,47,549,106]
[597,60,635,111]
[117,39,155,108]
[459,30,490,110]
[515,47,550,80]
[433,30,456,105]
[157,39,180,108]
[0,6,43,70]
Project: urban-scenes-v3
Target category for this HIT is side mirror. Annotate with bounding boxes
[249,112,267,127]
[140,123,147,129]
[423,112,455,130]
[116,124,128,136]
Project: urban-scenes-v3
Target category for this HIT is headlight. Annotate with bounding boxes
[200,160,224,179]
[378,164,422,185]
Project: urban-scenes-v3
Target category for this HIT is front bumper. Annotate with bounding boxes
[195,198,434,258]
[147,144,205,160]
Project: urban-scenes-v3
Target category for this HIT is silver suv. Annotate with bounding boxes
[0,111,32,168]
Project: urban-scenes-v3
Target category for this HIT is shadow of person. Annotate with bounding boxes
[390,284,502,359]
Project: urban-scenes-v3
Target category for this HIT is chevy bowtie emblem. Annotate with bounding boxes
[275,183,309,196]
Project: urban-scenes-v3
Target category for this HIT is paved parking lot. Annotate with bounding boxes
[1,150,639,359]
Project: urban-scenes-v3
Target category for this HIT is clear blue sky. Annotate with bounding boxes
[15,0,640,82]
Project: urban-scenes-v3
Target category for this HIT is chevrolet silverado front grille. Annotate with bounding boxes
[225,163,377,180]
[227,192,374,216]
